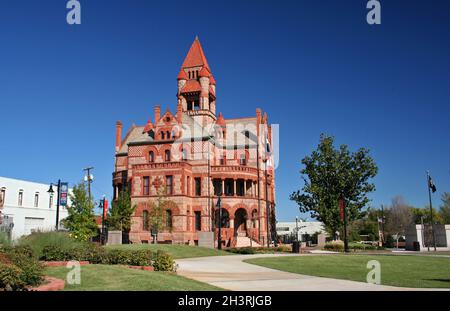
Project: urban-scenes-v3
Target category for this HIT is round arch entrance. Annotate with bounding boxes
[234,208,248,236]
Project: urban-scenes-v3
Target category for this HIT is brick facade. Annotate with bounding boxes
[112,38,276,247]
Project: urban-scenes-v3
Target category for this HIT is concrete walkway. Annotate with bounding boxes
[176,254,445,291]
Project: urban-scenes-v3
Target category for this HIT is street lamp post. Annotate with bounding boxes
[339,197,349,253]
[295,216,299,242]
[216,193,222,250]
[263,159,271,248]
[47,180,61,231]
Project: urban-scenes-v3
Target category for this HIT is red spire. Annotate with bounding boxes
[177,69,187,80]
[181,37,211,71]
[216,112,225,126]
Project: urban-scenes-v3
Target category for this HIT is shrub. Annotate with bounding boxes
[18,231,87,258]
[324,241,344,252]
[106,249,132,265]
[0,263,25,291]
[128,250,152,266]
[0,246,43,290]
[0,232,11,247]
[274,245,291,253]
[226,247,256,254]
[152,251,176,272]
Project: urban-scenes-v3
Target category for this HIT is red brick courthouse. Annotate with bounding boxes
[113,38,276,247]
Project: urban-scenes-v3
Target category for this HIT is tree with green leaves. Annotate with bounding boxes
[62,182,98,241]
[290,134,378,240]
[107,189,136,232]
[439,192,450,224]
[411,206,443,225]
[146,187,174,242]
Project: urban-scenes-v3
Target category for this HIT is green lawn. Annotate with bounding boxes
[105,244,233,259]
[45,265,222,291]
[245,254,450,288]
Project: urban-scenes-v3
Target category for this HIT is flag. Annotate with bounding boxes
[428,175,437,193]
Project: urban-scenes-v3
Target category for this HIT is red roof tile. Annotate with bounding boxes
[181,79,201,93]
[181,37,211,71]
[199,66,210,78]
[143,119,153,133]
[177,69,187,80]
[209,75,216,85]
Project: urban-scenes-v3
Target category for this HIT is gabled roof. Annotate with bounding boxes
[181,37,211,71]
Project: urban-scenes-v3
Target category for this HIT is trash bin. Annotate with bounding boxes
[292,241,300,253]
[413,241,420,251]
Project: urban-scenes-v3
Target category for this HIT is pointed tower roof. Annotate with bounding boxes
[181,37,211,70]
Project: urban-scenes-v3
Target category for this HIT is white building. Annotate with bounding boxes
[276,220,326,243]
[0,176,70,240]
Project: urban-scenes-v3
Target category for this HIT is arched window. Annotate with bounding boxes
[149,151,154,162]
[165,150,171,162]
[166,131,170,139]
[143,210,149,231]
[165,209,173,229]
[215,208,230,228]
[161,132,165,140]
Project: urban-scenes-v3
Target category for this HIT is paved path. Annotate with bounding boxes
[176,254,445,291]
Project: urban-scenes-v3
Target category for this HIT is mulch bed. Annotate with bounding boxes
[41,261,90,267]
[128,265,154,271]
[30,276,65,291]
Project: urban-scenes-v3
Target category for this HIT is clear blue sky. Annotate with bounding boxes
[1,0,449,221]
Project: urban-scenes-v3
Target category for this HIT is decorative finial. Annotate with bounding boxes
[195,35,199,41]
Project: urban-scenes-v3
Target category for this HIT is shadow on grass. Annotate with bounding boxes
[425,279,450,283]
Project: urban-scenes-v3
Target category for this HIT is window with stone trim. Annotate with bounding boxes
[165,209,172,229]
[149,151,154,162]
[166,175,173,195]
[143,177,150,195]
[143,210,149,231]
[195,178,201,196]
[165,150,171,162]
[236,179,245,196]
[194,211,201,231]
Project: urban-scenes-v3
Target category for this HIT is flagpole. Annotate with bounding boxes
[427,171,437,252]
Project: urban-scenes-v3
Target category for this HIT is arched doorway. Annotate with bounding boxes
[234,208,247,236]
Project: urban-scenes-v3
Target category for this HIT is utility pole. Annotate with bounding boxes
[83,167,94,202]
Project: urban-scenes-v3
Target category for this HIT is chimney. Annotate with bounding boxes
[154,105,161,125]
[256,108,262,123]
[115,121,123,152]
[176,102,182,123]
